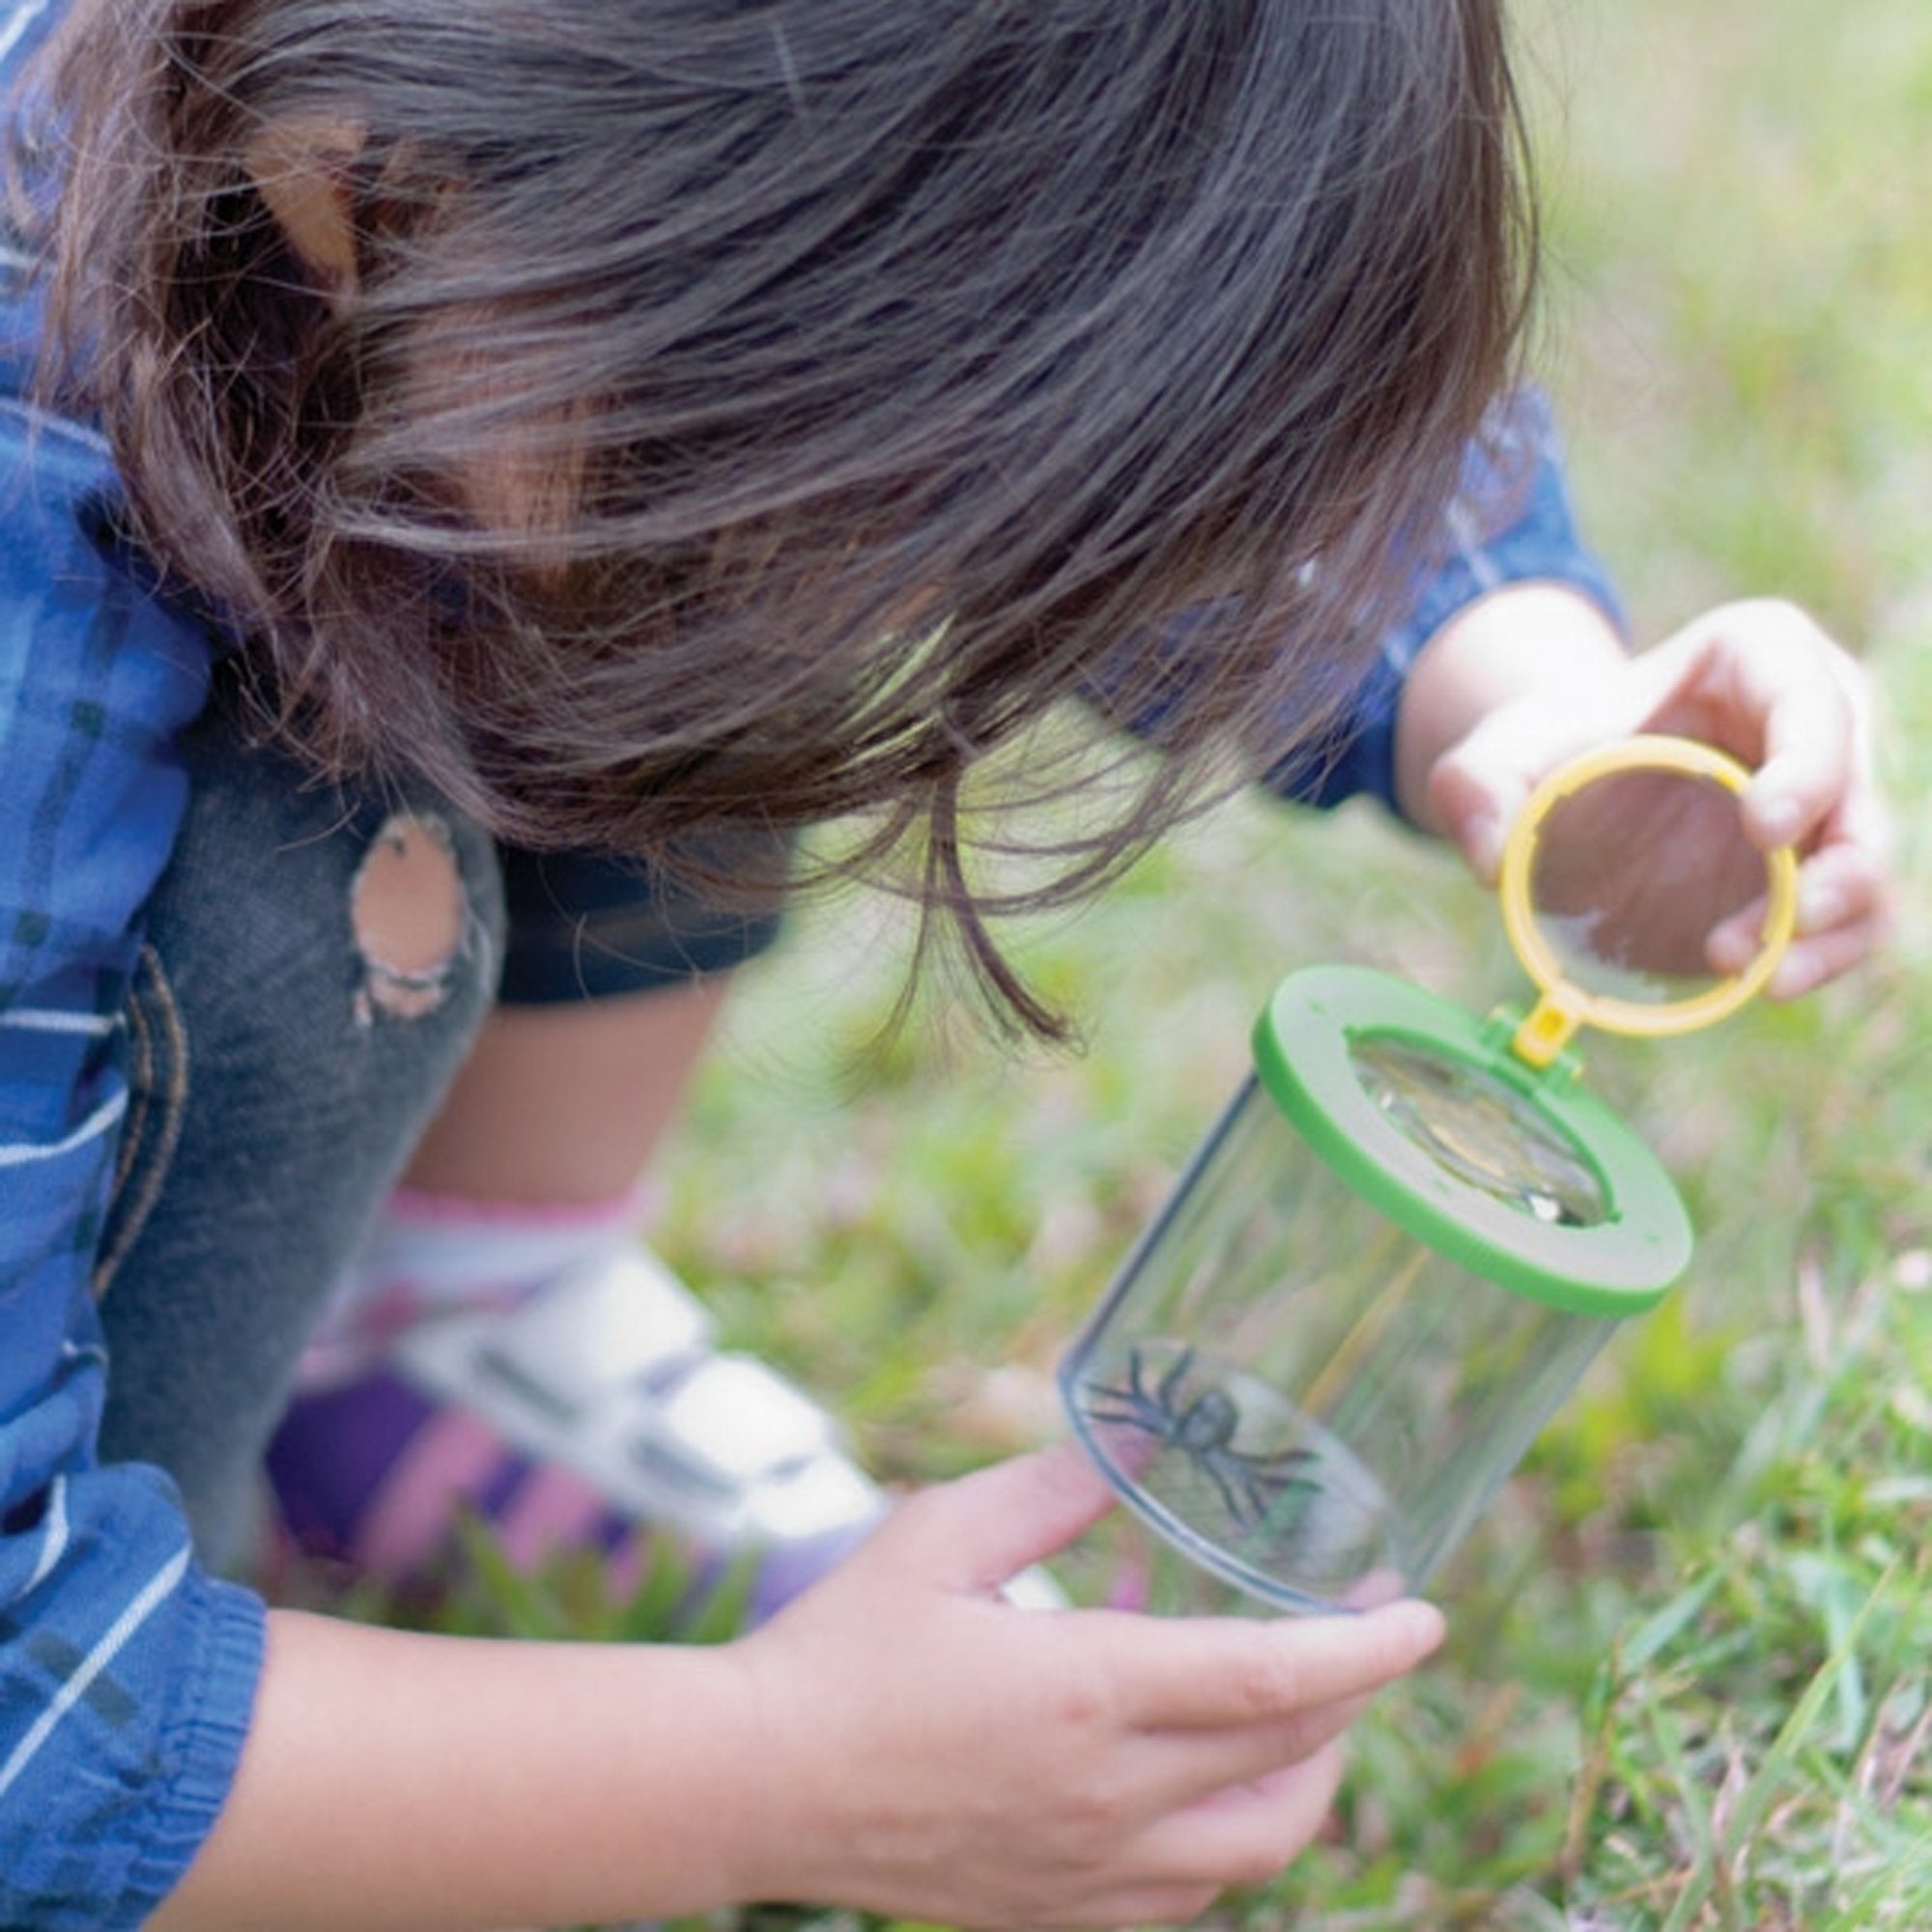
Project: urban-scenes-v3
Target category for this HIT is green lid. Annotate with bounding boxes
[1251,965,1692,1318]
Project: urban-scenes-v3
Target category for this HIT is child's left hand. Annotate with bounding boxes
[1408,594,1893,1001]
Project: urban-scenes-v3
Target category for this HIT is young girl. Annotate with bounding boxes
[0,2,1889,1928]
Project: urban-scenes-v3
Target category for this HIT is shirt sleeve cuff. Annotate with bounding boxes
[1264,388,1625,818]
[120,1574,268,1930]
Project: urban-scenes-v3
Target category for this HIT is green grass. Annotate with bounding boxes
[340,2,1932,1923]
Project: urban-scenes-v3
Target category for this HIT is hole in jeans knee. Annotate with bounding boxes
[351,813,469,1024]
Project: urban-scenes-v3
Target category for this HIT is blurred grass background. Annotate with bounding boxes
[389,2,1932,1925]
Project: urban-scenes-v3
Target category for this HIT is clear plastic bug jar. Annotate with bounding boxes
[1059,737,1799,1613]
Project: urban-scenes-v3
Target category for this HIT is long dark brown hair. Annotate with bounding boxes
[20,0,1534,1036]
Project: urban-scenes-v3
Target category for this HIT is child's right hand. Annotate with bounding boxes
[724,1445,1444,1929]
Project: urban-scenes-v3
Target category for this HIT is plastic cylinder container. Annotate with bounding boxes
[1059,963,1694,1614]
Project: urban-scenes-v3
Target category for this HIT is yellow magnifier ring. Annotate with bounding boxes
[1497,735,1801,1068]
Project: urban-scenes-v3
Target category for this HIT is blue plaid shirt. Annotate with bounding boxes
[0,13,266,1930]
[0,0,1618,1919]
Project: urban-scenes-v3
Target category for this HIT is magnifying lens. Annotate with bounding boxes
[1500,734,1800,1067]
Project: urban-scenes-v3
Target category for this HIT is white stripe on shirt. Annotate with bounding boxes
[0,394,114,456]
[0,0,49,67]
[0,1087,127,1170]
[21,1475,68,1595]
[0,1544,191,1802]
[1,1009,117,1038]
[1446,495,1502,595]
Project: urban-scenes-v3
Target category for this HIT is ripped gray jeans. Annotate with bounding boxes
[93,678,784,1567]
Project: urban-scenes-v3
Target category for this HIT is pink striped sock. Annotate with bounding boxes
[298,1184,648,1386]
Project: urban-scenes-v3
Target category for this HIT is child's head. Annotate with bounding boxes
[28,0,1530,1029]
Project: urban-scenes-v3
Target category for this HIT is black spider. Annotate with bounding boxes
[1083,1346,1319,1533]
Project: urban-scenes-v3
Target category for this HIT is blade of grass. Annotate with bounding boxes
[1659,1563,1898,1930]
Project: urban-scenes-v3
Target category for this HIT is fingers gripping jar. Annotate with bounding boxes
[1059,737,1800,1613]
